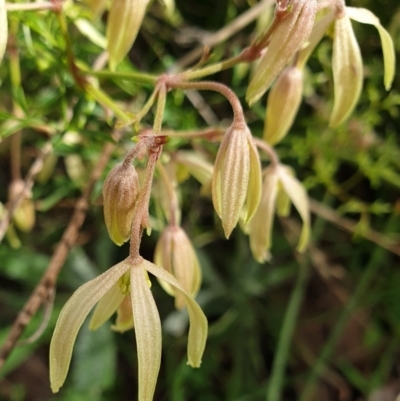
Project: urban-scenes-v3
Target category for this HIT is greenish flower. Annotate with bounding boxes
[50,257,208,401]
[247,164,310,263]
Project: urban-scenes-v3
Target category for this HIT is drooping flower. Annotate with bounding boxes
[49,257,208,401]
[246,0,317,105]
[154,225,202,309]
[247,164,310,263]
[330,6,395,127]
[107,0,151,70]
[212,123,262,238]
[102,162,140,245]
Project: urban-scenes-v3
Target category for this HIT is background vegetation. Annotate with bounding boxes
[1,0,400,400]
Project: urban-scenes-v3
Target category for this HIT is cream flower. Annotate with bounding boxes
[247,164,310,263]
[49,257,208,401]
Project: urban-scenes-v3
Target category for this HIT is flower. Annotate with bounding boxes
[154,225,202,309]
[247,164,310,263]
[49,257,208,401]
[102,162,140,245]
[330,6,395,127]
[107,0,151,70]
[212,123,262,238]
[246,0,317,105]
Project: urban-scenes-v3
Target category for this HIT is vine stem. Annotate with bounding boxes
[127,137,167,259]
[254,138,280,167]
[165,79,245,127]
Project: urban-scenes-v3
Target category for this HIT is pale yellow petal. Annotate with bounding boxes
[89,282,125,330]
[248,167,279,263]
[330,14,363,127]
[0,0,7,64]
[107,0,151,70]
[49,261,130,393]
[142,260,207,368]
[277,166,310,252]
[130,264,162,401]
[346,7,395,90]
[243,134,262,224]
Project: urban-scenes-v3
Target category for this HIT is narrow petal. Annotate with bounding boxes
[330,13,363,127]
[277,166,310,252]
[49,261,130,393]
[89,282,125,331]
[0,0,7,64]
[142,260,207,368]
[107,0,151,69]
[243,134,262,224]
[346,7,395,90]
[248,167,279,263]
[130,264,162,401]
[111,296,135,333]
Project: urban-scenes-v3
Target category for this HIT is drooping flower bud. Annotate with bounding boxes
[8,180,35,232]
[0,0,7,64]
[107,0,151,70]
[263,65,303,145]
[102,162,140,245]
[154,225,201,310]
[330,11,363,127]
[212,124,262,238]
[246,0,317,105]
[248,164,310,263]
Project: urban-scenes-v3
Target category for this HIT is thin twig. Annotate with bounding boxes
[0,142,53,243]
[309,199,400,258]
[0,134,121,369]
[171,0,275,71]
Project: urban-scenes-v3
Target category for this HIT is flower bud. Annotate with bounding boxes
[263,65,303,145]
[0,0,7,64]
[107,0,151,70]
[212,124,262,238]
[103,162,140,245]
[154,225,201,310]
[330,12,363,127]
[8,180,35,232]
[246,0,317,105]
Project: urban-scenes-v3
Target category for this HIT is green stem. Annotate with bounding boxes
[177,53,244,81]
[85,84,131,123]
[153,84,166,134]
[299,214,398,401]
[267,261,310,401]
[81,68,158,86]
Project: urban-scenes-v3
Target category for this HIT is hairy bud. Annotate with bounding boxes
[154,225,202,310]
[103,162,140,245]
[246,0,317,105]
[212,124,262,238]
[263,65,303,145]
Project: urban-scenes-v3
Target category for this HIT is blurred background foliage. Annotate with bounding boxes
[0,0,400,400]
